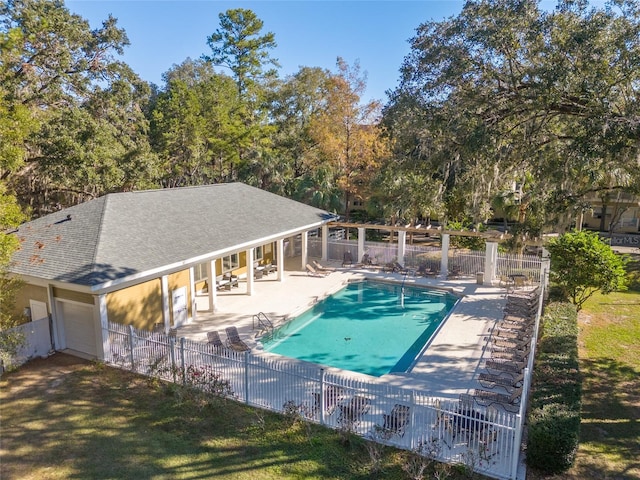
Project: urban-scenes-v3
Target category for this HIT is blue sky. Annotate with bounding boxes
[65,1,467,102]
[65,1,604,103]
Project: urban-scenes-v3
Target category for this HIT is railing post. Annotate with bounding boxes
[244,351,250,405]
[180,337,186,385]
[128,325,135,371]
[319,368,325,425]
[510,367,529,478]
[169,336,176,384]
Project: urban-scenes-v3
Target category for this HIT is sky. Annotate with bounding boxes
[65,1,468,103]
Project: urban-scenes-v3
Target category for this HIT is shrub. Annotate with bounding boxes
[526,302,581,474]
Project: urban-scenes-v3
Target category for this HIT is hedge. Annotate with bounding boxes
[526,302,582,474]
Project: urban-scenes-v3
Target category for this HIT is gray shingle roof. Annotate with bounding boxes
[9,183,334,288]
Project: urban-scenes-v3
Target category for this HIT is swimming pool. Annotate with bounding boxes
[261,280,459,377]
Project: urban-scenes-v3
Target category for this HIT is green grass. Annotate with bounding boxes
[0,356,475,480]
[561,259,640,480]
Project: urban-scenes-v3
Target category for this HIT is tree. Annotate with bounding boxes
[547,230,628,311]
[203,8,279,180]
[204,8,279,98]
[309,58,390,219]
[383,0,640,232]
[1,0,157,213]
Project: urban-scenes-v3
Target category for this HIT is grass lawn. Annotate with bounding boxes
[0,354,481,480]
[543,252,640,480]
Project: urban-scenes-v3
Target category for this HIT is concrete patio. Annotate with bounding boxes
[175,256,510,400]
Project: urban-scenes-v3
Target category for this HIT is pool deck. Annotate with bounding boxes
[176,257,511,400]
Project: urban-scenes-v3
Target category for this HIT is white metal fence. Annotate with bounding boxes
[105,321,525,479]
[0,318,52,370]
[309,237,543,283]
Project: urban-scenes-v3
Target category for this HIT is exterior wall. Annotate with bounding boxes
[167,269,192,323]
[52,287,94,305]
[106,278,163,330]
[12,284,50,325]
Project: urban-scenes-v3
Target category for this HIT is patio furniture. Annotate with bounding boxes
[472,386,523,412]
[485,359,526,377]
[306,263,329,277]
[313,260,336,272]
[312,385,346,416]
[453,395,487,440]
[225,326,250,352]
[499,275,515,292]
[342,251,354,267]
[478,372,524,392]
[216,275,231,290]
[448,265,462,279]
[223,272,239,289]
[207,331,225,351]
[262,262,276,274]
[168,327,178,338]
[338,395,371,426]
[382,403,410,437]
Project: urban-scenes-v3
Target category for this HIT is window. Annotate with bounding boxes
[193,263,208,282]
[222,253,239,272]
[255,246,263,261]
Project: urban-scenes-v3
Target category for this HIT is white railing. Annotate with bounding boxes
[497,252,543,283]
[105,321,523,479]
[1,318,52,369]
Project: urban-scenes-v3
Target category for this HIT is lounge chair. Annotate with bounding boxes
[447,265,462,279]
[306,263,329,277]
[499,275,515,292]
[312,260,335,272]
[472,386,523,412]
[216,274,231,290]
[338,395,371,426]
[478,372,524,392]
[207,331,225,351]
[225,326,250,352]
[342,251,354,267]
[312,385,346,416]
[223,272,239,289]
[485,359,526,377]
[382,403,410,437]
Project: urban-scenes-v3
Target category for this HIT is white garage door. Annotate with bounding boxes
[58,302,96,356]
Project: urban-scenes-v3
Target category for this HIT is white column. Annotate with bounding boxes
[321,225,328,261]
[97,294,109,361]
[189,266,196,321]
[358,227,365,264]
[398,230,407,265]
[247,248,255,296]
[206,259,217,312]
[276,238,285,282]
[161,275,170,327]
[301,232,308,270]
[439,234,450,279]
[484,241,498,285]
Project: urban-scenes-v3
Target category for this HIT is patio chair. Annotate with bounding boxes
[312,385,346,416]
[207,331,225,351]
[342,251,354,267]
[447,265,462,279]
[216,274,231,290]
[225,326,250,352]
[168,327,178,339]
[478,372,524,392]
[312,260,336,272]
[306,263,329,277]
[484,359,526,377]
[338,395,371,426]
[223,272,239,289]
[472,386,523,412]
[499,275,515,291]
[382,403,410,437]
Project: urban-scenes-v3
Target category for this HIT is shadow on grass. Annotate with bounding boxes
[577,356,640,479]
[0,354,406,480]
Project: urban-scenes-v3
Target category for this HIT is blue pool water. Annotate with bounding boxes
[261,280,459,377]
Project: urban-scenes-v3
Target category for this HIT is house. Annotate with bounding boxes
[579,191,640,234]
[7,183,335,360]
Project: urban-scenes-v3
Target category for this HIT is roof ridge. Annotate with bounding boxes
[91,195,110,269]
